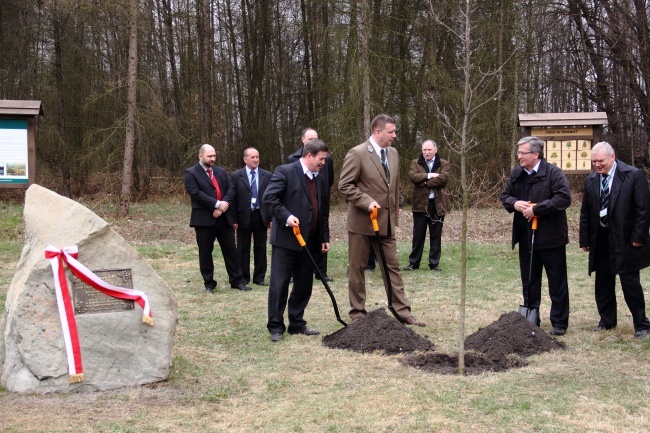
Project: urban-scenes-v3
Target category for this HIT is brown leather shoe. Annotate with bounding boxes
[403,316,425,327]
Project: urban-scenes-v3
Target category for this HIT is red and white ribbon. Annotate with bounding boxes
[45,245,154,383]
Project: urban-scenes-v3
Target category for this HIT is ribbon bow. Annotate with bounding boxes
[45,245,153,383]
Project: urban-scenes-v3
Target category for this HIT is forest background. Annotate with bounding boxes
[1,0,649,207]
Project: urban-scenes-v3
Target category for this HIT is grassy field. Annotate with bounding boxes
[0,197,649,432]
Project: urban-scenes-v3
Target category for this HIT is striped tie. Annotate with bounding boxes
[600,173,610,227]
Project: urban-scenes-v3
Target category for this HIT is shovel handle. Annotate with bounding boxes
[529,202,538,230]
[292,226,306,247]
[370,208,379,232]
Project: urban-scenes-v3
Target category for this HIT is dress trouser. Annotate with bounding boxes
[594,227,650,331]
[518,237,570,329]
[195,218,242,289]
[347,231,412,321]
[267,235,320,334]
[408,199,444,268]
[237,209,268,284]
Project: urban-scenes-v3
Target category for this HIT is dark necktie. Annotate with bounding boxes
[250,170,258,209]
[600,173,610,227]
[380,149,390,184]
[206,168,222,200]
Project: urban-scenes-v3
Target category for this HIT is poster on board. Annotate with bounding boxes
[0,119,28,184]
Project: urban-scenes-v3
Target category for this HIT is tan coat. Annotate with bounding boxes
[409,155,450,216]
[339,141,401,236]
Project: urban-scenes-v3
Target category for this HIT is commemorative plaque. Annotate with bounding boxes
[72,269,135,314]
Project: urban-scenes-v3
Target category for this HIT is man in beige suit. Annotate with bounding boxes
[339,114,425,326]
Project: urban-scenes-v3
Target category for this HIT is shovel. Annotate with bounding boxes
[292,226,347,327]
[518,212,540,325]
[370,208,403,323]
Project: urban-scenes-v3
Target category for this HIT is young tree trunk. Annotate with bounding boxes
[361,0,371,135]
[118,0,139,217]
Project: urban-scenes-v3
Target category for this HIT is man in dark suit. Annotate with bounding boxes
[224,147,272,286]
[500,136,571,336]
[338,114,425,326]
[183,144,251,293]
[286,127,334,282]
[264,139,330,342]
[579,141,650,338]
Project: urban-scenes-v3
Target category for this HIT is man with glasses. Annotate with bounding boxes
[500,136,571,335]
[579,142,650,338]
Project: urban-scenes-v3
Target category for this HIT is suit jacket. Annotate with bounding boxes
[409,155,450,216]
[183,162,235,227]
[224,167,272,228]
[339,141,401,236]
[579,160,650,275]
[286,146,335,189]
[263,161,330,251]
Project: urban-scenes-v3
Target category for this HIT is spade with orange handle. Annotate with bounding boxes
[293,226,347,327]
[517,204,540,325]
[370,208,403,322]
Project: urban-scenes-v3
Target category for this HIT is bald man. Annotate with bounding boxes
[183,144,251,293]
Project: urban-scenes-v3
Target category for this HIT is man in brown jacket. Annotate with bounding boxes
[404,140,450,271]
[339,114,425,326]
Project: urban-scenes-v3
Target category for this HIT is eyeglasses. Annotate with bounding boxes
[517,151,534,155]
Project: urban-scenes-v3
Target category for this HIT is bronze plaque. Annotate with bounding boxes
[72,269,135,315]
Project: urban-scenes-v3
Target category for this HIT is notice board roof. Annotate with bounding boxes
[518,112,608,127]
[0,100,44,117]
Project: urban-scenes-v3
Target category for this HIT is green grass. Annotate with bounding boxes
[0,198,649,432]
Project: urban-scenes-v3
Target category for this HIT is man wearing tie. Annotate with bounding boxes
[579,141,650,338]
[404,139,450,271]
[183,144,251,293]
[225,147,272,287]
[264,139,330,342]
[339,114,425,326]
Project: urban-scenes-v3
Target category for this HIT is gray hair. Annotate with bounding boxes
[422,139,438,148]
[302,138,329,157]
[591,141,615,156]
[517,136,544,158]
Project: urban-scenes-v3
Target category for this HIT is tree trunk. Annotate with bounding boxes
[118,0,139,217]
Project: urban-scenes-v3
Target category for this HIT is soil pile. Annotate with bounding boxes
[465,311,564,359]
[322,308,434,355]
[400,351,529,375]
[401,311,563,375]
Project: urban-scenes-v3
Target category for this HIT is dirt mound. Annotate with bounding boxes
[400,351,528,375]
[465,311,564,359]
[322,308,434,355]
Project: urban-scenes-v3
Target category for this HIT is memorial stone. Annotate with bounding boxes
[0,185,178,393]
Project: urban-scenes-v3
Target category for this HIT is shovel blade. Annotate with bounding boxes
[518,305,539,326]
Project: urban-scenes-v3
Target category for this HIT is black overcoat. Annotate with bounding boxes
[579,160,650,275]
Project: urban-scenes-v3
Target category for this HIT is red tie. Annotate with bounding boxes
[206,168,222,200]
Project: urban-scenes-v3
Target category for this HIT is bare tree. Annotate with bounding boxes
[118,0,139,216]
[428,0,509,374]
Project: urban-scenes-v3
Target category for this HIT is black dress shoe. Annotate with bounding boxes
[592,325,615,332]
[403,265,417,271]
[288,327,320,335]
[430,265,442,271]
[204,287,215,294]
[365,265,375,271]
[270,333,283,342]
[634,329,648,339]
[549,327,566,336]
[316,275,333,282]
[254,281,268,286]
[231,283,252,291]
